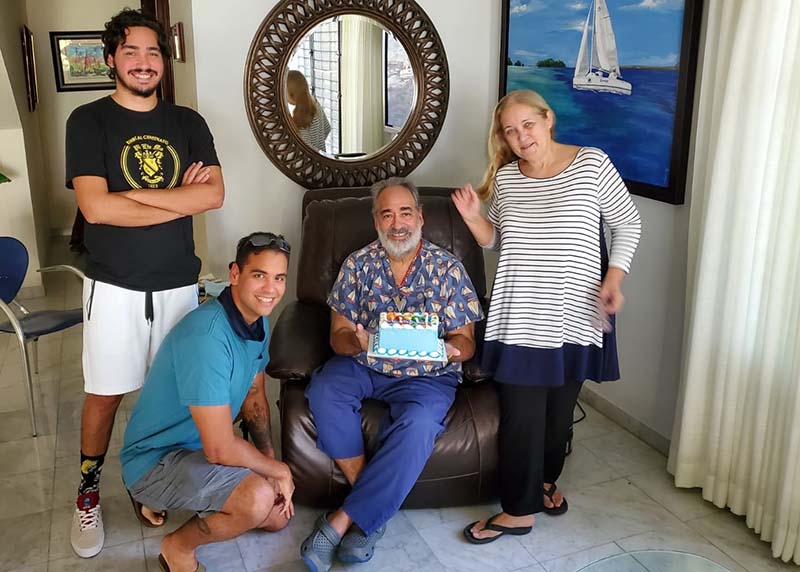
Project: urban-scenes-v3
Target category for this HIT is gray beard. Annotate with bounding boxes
[378,226,422,259]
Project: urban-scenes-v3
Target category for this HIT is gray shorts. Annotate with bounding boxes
[128,449,251,517]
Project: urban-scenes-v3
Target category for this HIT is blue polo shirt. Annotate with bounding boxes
[120,288,270,488]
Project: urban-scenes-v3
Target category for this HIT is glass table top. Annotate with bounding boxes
[577,550,732,572]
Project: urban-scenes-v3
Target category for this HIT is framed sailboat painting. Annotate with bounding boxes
[499,0,703,205]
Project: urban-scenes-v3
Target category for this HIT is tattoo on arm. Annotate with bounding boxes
[240,374,275,454]
[243,397,274,453]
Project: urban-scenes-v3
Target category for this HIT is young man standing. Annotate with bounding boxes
[65,8,224,557]
[121,233,293,572]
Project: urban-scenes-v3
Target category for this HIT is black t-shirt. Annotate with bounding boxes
[65,96,220,291]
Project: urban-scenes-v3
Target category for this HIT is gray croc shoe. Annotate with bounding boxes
[300,514,342,572]
[337,523,386,563]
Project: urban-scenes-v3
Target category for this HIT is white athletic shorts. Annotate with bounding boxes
[82,279,198,395]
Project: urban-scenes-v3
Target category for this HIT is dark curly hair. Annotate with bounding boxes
[102,8,171,80]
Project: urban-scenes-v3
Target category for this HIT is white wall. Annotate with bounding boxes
[589,200,690,440]
[169,0,210,274]
[192,0,691,441]
[0,0,48,290]
[26,0,131,234]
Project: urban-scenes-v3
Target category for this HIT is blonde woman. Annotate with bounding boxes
[452,90,641,543]
[287,70,331,151]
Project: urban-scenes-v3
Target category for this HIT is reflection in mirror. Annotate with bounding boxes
[287,15,415,160]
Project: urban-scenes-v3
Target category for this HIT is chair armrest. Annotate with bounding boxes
[0,299,24,340]
[38,265,86,281]
[266,301,334,380]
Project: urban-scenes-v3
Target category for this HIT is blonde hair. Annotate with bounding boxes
[476,89,556,200]
[287,70,318,129]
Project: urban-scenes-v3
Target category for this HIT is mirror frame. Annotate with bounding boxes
[244,0,449,188]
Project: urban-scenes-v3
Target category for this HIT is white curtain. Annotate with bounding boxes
[668,0,800,563]
[341,15,384,155]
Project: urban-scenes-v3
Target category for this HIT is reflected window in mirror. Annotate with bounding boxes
[384,32,414,132]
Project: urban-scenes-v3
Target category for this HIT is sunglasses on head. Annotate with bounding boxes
[241,232,291,255]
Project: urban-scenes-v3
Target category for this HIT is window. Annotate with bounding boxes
[384,32,414,129]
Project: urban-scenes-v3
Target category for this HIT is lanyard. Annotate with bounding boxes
[397,241,423,288]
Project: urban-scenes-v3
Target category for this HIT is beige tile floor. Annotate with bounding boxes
[0,267,796,571]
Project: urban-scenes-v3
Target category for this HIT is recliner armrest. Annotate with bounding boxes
[267,301,333,380]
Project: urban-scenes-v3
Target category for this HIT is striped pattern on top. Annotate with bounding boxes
[485,147,641,350]
[298,101,331,151]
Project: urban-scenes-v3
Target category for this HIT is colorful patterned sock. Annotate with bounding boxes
[77,452,105,511]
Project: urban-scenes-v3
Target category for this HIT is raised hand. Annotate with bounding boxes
[452,183,482,223]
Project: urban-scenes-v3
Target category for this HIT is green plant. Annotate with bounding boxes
[0,171,11,184]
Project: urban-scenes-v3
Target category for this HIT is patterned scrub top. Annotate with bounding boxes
[328,239,484,377]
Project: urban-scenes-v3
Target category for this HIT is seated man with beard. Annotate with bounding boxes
[300,178,484,571]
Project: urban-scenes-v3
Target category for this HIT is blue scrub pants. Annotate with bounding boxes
[306,356,459,535]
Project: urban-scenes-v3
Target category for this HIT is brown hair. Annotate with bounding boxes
[287,70,318,129]
[476,89,556,200]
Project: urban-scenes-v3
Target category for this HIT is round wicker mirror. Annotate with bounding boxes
[244,0,449,188]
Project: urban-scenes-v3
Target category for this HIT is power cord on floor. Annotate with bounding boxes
[565,401,587,457]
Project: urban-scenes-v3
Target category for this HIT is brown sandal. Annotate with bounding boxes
[128,491,168,528]
[158,553,205,572]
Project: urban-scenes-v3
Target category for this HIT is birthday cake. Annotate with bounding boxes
[368,311,446,362]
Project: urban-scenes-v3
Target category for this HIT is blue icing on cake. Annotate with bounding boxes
[374,311,443,360]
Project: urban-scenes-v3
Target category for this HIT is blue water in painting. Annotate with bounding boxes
[506,66,678,188]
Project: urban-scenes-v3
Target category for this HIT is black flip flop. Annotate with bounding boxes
[158,553,206,572]
[128,491,168,528]
[463,513,533,545]
[543,483,569,516]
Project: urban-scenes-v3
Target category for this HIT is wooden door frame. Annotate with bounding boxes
[140,0,175,103]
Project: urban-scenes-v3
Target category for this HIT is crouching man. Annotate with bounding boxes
[120,233,295,572]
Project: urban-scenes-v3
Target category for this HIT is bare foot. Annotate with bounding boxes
[468,512,534,541]
[543,483,565,510]
[160,533,198,572]
[141,504,165,526]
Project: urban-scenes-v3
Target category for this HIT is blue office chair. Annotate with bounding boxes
[0,237,85,436]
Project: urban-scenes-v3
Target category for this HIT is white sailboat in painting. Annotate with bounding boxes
[573,0,632,96]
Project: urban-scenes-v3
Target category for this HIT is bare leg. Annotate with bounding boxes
[80,393,165,525]
[160,473,279,572]
[335,454,366,486]
[321,454,367,537]
[80,394,124,455]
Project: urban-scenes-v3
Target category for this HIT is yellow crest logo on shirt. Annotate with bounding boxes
[133,143,165,185]
[120,134,180,189]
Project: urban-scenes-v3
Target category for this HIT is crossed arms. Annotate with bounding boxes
[189,371,295,518]
[74,161,224,227]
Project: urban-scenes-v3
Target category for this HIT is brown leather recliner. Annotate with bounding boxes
[266,187,500,508]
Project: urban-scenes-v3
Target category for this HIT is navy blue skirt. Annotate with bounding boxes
[480,317,620,387]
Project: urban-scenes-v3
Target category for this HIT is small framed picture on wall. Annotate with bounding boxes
[50,31,114,92]
[20,25,38,112]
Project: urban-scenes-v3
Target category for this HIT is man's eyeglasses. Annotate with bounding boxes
[240,232,291,255]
